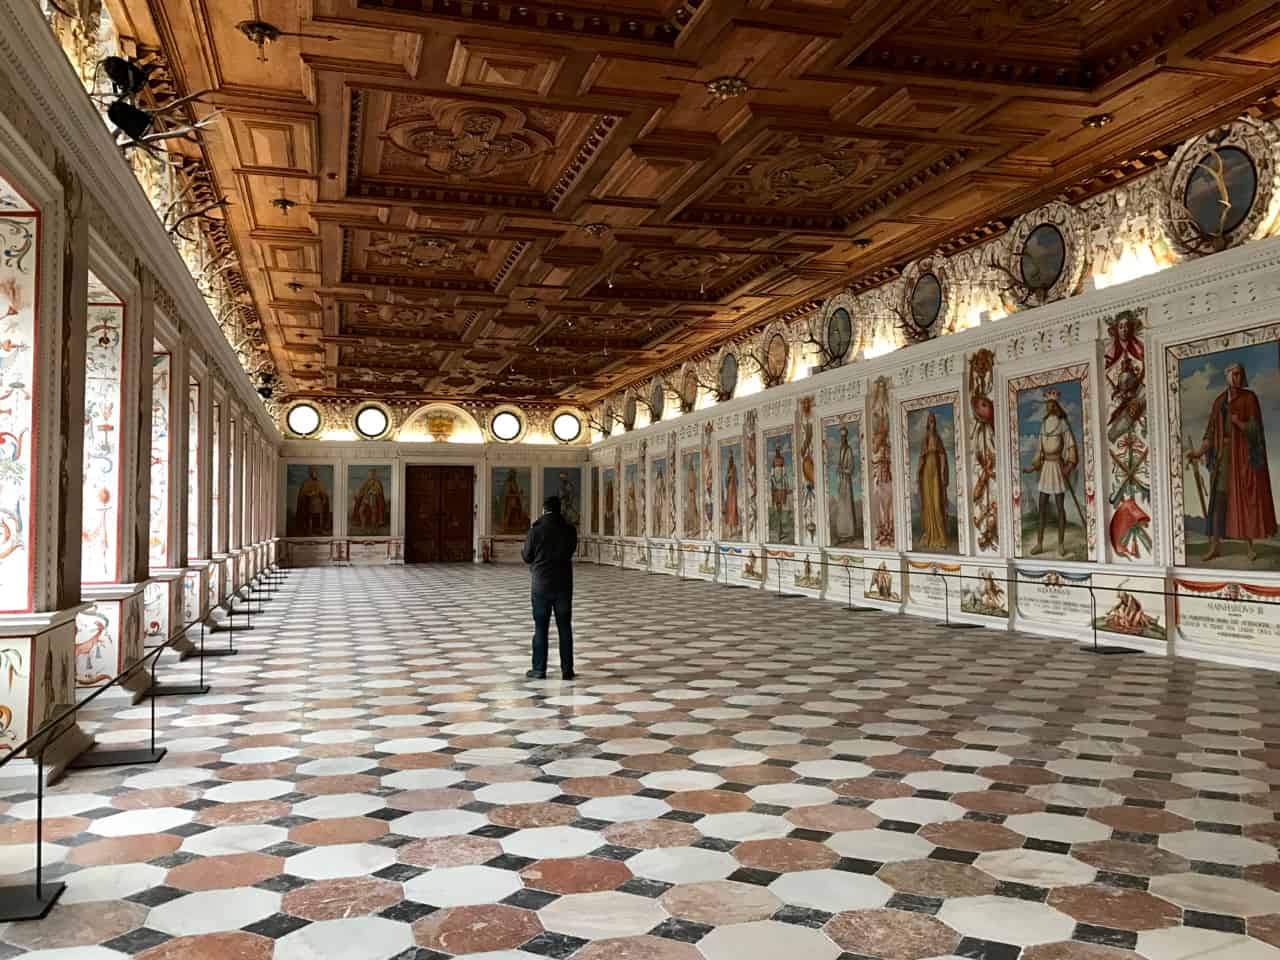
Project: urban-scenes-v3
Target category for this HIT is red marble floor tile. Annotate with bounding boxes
[667,790,754,814]
[572,935,703,959]
[296,774,380,795]
[1071,840,1191,877]
[388,788,473,811]
[1246,863,1280,892]
[381,752,454,771]
[136,933,275,960]
[978,765,1060,786]
[399,835,505,868]
[625,754,693,772]
[166,852,286,891]
[1047,884,1181,930]
[764,744,831,761]
[228,734,296,748]
[195,799,292,826]
[0,815,88,844]
[4,899,148,950]
[732,838,838,871]
[825,908,961,959]
[878,860,998,898]
[603,819,702,849]
[1249,915,1280,948]
[219,761,296,781]
[660,880,782,925]
[112,787,200,810]
[919,820,1024,852]
[462,763,541,782]
[1102,778,1197,802]
[832,777,914,800]
[559,776,642,797]
[289,816,388,846]
[68,832,184,866]
[451,734,517,749]
[282,876,404,921]
[520,856,634,893]
[489,801,580,828]
[716,764,797,785]
[872,754,944,774]
[414,904,543,954]
[951,790,1045,815]
[1089,806,1193,834]
[786,803,880,832]
[300,742,367,759]
[1022,944,1143,960]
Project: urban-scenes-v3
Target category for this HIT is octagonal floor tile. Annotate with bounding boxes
[699,919,841,960]
[147,887,281,936]
[405,864,525,907]
[538,890,667,940]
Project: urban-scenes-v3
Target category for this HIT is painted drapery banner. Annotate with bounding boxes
[868,377,895,549]
[1010,364,1095,561]
[83,302,125,582]
[1167,325,1280,570]
[149,353,171,567]
[544,466,582,529]
[1103,309,1152,562]
[682,449,702,539]
[492,466,531,535]
[348,464,392,537]
[719,439,744,542]
[904,394,960,555]
[287,464,334,537]
[822,410,863,548]
[967,348,999,554]
[764,426,796,544]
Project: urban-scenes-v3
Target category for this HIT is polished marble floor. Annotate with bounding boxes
[2,564,1279,959]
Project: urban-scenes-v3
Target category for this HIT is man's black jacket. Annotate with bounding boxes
[521,512,578,594]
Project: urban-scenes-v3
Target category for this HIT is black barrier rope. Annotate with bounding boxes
[0,558,284,922]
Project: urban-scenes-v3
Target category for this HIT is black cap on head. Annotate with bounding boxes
[544,496,562,514]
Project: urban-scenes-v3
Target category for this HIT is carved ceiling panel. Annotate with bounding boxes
[111,0,1280,406]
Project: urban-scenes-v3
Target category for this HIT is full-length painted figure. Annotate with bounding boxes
[1188,362,1277,561]
[351,468,388,532]
[833,424,860,544]
[916,412,950,549]
[295,466,330,536]
[1024,389,1078,557]
[722,451,741,536]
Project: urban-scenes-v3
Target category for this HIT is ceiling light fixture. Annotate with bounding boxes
[237,0,339,61]
[662,57,786,110]
[582,222,610,238]
[1082,112,1114,129]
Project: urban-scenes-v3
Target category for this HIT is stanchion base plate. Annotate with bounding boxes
[1080,645,1141,655]
[70,747,167,769]
[844,606,879,613]
[150,683,210,697]
[200,648,238,657]
[940,622,984,630]
[0,881,65,921]
[773,593,802,599]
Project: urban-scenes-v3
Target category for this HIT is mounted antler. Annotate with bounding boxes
[168,196,230,243]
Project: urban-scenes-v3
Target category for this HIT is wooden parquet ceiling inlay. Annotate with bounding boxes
[104,0,1280,406]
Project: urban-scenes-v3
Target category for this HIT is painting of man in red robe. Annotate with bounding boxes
[349,465,391,536]
[1187,360,1277,564]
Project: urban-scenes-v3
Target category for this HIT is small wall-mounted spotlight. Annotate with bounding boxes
[1082,113,1114,129]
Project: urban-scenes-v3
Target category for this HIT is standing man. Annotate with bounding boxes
[1023,388,1078,557]
[522,496,578,680]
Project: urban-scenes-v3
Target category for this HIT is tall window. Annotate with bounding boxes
[82,274,124,583]
[0,174,38,612]
[149,350,171,568]
[187,377,200,558]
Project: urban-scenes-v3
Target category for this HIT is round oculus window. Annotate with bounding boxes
[910,273,942,329]
[286,403,321,437]
[491,410,522,441]
[1019,223,1067,291]
[354,405,389,439]
[552,412,582,443]
[1184,145,1257,237]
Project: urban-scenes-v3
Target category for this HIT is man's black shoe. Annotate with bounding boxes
[526,670,547,680]
[561,672,576,680]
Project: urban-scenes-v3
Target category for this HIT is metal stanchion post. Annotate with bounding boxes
[0,747,66,919]
[940,572,981,629]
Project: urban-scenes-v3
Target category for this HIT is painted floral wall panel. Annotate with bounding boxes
[150,353,171,568]
[211,406,220,551]
[82,302,124,582]
[228,419,238,549]
[0,203,38,612]
[187,380,199,558]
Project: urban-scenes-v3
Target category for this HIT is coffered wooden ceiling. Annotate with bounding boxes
[106,0,1280,405]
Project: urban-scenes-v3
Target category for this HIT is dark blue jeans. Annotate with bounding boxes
[531,590,574,675]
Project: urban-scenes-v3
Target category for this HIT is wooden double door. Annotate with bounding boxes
[404,465,475,563]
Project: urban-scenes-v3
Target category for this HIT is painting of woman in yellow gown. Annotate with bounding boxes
[909,404,959,554]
